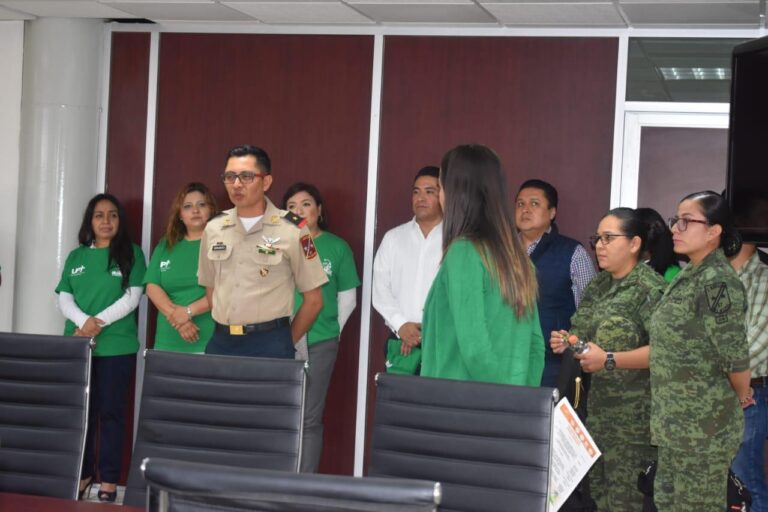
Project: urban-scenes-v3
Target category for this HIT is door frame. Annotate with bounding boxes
[613,102,730,208]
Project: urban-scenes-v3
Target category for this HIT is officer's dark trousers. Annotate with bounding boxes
[81,354,136,483]
[205,325,294,358]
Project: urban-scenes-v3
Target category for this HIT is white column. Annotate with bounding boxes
[0,21,25,332]
[13,18,106,334]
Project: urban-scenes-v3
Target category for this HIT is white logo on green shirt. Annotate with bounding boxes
[111,269,122,277]
[160,260,171,272]
[322,258,333,276]
[71,265,85,276]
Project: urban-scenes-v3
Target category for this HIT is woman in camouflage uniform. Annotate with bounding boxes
[551,207,666,511]
[649,191,751,511]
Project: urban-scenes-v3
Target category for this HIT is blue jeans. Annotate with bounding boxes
[732,383,768,512]
[205,325,294,359]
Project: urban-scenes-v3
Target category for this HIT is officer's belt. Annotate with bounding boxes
[215,317,290,336]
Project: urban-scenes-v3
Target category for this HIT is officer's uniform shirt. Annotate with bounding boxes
[650,248,750,452]
[198,197,328,326]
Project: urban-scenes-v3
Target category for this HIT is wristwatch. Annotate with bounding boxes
[604,352,616,371]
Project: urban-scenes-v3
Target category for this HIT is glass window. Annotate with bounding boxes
[626,38,749,102]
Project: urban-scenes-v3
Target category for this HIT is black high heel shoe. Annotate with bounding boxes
[98,489,117,503]
[78,477,93,500]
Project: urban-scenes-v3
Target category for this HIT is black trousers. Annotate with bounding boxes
[81,354,136,483]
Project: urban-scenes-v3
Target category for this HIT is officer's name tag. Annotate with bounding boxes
[212,242,227,251]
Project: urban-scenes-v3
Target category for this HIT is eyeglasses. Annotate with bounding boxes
[589,234,633,249]
[221,171,265,185]
[667,216,710,232]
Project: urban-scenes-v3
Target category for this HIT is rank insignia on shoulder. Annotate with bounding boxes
[212,242,227,252]
[220,216,235,227]
[283,211,308,229]
[301,234,318,259]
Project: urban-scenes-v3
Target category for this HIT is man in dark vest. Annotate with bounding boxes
[517,179,598,511]
[515,179,597,388]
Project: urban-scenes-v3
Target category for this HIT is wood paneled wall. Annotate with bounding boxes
[104,31,151,483]
[105,32,618,475]
[154,33,372,475]
[367,35,618,464]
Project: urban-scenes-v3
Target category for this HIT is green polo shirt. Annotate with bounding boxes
[55,244,146,357]
[293,232,360,344]
[144,238,214,352]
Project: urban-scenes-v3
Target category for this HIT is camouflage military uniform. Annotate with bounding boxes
[649,248,749,512]
[570,262,666,511]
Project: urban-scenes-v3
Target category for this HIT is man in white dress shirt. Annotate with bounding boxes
[373,166,443,361]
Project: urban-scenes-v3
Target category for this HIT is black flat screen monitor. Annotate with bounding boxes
[727,35,768,245]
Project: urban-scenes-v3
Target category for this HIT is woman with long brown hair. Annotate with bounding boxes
[420,144,544,385]
[144,182,219,352]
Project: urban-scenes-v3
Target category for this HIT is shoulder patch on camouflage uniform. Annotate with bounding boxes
[283,211,307,229]
[704,282,731,314]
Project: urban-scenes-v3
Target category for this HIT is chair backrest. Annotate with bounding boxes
[0,332,91,499]
[142,457,441,512]
[123,350,307,507]
[369,374,557,512]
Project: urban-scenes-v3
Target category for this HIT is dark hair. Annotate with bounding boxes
[281,182,328,230]
[441,144,537,316]
[226,144,271,174]
[681,190,742,257]
[636,207,677,276]
[414,165,439,182]
[164,182,220,250]
[603,207,647,262]
[78,193,134,289]
[518,179,558,209]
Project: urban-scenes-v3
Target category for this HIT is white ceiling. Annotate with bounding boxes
[0,0,765,27]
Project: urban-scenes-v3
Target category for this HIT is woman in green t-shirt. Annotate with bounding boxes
[420,144,544,385]
[283,182,361,473]
[55,193,146,502]
[145,182,219,353]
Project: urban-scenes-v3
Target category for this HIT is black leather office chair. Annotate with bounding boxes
[0,332,92,499]
[142,457,441,512]
[369,374,558,512]
[124,350,307,507]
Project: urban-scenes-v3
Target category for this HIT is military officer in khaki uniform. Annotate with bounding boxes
[199,144,327,358]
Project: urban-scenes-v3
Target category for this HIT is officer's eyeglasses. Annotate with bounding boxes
[667,216,710,232]
[589,233,633,249]
[221,171,265,185]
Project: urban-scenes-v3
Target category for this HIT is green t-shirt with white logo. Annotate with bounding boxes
[294,232,360,344]
[55,244,146,357]
[143,238,214,353]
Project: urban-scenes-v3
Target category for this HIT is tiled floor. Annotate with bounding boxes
[82,485,126,505]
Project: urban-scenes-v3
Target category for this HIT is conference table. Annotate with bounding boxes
[0,492,143,512]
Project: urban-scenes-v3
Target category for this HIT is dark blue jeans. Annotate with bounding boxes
[205,325,294,359]
[82,354,136,483]
[732,383,768,512]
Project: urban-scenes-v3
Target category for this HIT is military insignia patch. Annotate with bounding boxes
[301,234,317,259]
[212,242,227,252]
[705,283,731,314]
[284,211,308,229]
